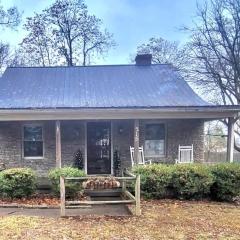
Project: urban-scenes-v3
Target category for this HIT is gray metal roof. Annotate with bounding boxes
[0,64,210,109]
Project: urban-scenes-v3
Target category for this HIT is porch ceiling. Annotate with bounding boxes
[0,106,238,121]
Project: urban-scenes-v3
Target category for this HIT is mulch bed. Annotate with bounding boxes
[0,194,60,207]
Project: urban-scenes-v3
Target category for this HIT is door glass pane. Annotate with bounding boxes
[87,122,111,174]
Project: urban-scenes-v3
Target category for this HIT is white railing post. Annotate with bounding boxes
[134,120,140,164]
[122,170,126,193]
[60,176,65,217]
[56,120,62,168]
[227,117,234,163]
[135,174,141,216]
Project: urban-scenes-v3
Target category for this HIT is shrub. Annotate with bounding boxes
[133,163,240,201]
[0,168,36,199]
[132,164,173,199]
[48,167,86,197]
[171,164,214,200]
[210,163,240,201]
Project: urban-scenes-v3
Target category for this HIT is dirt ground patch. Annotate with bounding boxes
[0,200,239,240]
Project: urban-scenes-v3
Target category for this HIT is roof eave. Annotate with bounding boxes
[0,106,238,121]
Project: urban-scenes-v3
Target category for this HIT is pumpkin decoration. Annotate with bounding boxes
[82,177,120,190]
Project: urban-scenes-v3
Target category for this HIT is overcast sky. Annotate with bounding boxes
[1,0,206,64]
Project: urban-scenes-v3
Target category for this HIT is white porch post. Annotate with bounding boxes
[134,119,140,164]
[56,120,62,168]
[227,117,234,163]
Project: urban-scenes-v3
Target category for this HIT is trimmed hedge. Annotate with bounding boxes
[48,167,86,197]
[210,163,240,201]
[133,164,173,199]
[132,163,240,201]
[0,168,36,199]
[171,164,213,199]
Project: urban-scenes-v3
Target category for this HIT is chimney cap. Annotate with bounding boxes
[135,54,152,65]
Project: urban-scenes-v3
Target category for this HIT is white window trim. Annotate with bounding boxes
[22,123,44,159]
[144,122,167,158]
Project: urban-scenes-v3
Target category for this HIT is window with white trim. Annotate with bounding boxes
[144,123,165,157]
[23,125,43,158]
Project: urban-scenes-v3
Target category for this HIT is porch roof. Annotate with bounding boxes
[0,64,209,109]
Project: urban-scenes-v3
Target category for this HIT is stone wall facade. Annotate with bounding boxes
[0,119,204,176]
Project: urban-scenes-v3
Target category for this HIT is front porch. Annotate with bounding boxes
[0,118,212,176]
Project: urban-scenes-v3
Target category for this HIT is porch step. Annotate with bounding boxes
[66,199,135,205]
[91,196,122,201]
[84,189,122,197]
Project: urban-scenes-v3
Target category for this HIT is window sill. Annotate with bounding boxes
[23,157,44,160]
[145,156,166,158]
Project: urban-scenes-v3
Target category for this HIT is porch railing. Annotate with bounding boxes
[60,169,141,217]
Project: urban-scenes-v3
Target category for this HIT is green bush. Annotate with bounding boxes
[171,164,214,200]
[132,164,173,199]
[0,168,36,199]
[131,163,240,201]
[48,167,86,197]
[210,163,240,201]
[132,164,214,200]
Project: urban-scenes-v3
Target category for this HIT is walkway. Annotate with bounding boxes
[0,204,131,218]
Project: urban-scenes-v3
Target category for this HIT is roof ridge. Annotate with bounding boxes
[7,63,172,69]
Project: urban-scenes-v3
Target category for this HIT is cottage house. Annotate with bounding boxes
[0,54,238,176]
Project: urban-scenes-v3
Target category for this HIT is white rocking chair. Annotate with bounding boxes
[130,146,152,166]
[175,145,194,164]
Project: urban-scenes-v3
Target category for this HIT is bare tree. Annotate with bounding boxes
[0,3,21,73]
[80,14,115,66]
[43,0,115,66]
[19,14,58,66]
[205,121,226,153]
[18,0,114,66]
[134,37,189,71]
[0,42,10,73]
[0,4,20,29]
[186,0,240,149]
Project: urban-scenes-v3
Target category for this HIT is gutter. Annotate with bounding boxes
[0,107,238,121]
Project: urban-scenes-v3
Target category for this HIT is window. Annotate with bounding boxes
[144,123,165,157]
[23,125,43,158]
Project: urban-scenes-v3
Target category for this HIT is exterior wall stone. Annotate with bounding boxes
[112,120,134,170]
[61,120,85,167]
[0,119,204,176]
[165,119,204,163]
[139,119,204,163]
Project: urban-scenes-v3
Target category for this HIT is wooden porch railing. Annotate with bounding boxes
[60,169,141,217]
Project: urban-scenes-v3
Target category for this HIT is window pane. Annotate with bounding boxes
[24,141,43,157]
[145,124,165,140]
[145,140,164,156]
[24,126,42,141]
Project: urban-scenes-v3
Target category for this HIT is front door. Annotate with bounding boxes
[87,122,111,174]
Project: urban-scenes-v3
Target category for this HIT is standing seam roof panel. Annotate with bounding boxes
[0,64,210,109]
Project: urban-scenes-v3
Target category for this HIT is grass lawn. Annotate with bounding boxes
[0,200,239,240]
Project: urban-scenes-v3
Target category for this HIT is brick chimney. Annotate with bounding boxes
[135,54,152,65]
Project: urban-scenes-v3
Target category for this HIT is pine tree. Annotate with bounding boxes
[113,150,121,176]
[73,149,84,170]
